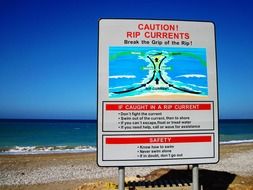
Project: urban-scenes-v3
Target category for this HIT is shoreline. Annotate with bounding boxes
[1,140,253,156]
[1,143,253,190]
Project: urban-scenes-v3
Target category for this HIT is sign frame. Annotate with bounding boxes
[97,18,219,167]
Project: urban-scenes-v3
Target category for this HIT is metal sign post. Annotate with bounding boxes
[118,166,125,190]
[192,164,199,190]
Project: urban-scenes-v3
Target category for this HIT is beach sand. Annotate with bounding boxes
[0,143,253,190]
[114,94,209,101]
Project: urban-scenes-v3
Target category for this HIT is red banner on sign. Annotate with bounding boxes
[105,136,212,144]
[105,103,211,111]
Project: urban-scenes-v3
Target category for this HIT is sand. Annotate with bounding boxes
[0,143,253,190]
[115,93,209,101]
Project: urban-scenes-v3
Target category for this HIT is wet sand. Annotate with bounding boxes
[0,143,253,190]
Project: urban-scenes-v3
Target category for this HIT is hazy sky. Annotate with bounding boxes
[0,0,253,119]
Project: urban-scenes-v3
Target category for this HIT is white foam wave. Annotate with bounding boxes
[220,139,253,145]
[131,52,141,55]
[109,83,142,90]
[0,145,96,155]
[109,75,136,79]
[180,85,196,91]
[188,83,208,89]
[176,74,206,78]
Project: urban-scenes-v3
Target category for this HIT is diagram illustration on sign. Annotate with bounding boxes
[109,47,208,99]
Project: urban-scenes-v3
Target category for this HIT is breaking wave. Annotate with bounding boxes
[176,74,206,78]
[220,139,253,145]
[0,145,96,155]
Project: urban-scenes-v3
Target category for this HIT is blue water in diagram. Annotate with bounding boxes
[109,47,208,99]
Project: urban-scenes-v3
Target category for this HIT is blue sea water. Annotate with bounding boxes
[219,119,253,144]
[0,120,96,154]
[0,119,252,154]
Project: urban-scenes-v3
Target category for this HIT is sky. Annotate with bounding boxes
[0,0,253,120]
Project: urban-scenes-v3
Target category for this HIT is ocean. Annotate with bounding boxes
[0,119,252,155]
[0,120,96,154]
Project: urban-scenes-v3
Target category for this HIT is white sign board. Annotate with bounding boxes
[97,19,218,166]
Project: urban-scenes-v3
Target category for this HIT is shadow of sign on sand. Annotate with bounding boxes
[140,168,236,190]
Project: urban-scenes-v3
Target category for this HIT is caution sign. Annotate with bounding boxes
[97,19,218,166]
